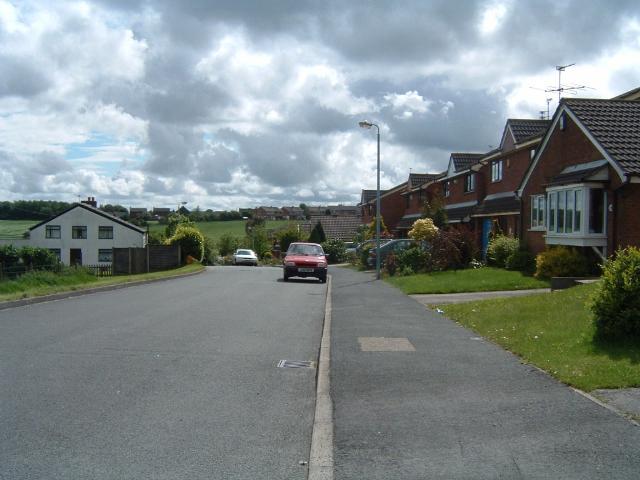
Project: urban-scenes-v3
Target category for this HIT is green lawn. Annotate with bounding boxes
[0,263,204,303]
[386,267,549,294]
[0,220,38,238]
[440,283,640,391]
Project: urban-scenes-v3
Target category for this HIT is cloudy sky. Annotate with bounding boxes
[1,0,639,210]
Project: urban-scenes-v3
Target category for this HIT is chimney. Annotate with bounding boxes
[81,196,97,208]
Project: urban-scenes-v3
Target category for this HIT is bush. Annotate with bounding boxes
[505,249,536,274]
[535,246,590,279]
[217,233,240,257]
[486,235,519,268]
[408,218,439,242]
[166,224,205,263]
[322,239,347,264]
[429,229,478,271]
[0,244,20,268]
[277,227,303,253]
[591,247,640,339]
[385,252,398,276]
[359,245,372,269]
[396,246,429,273]
[202,237,218,265]
[308,221,327,244]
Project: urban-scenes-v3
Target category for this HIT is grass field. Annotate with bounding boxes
[0,220,38,238]
[440,282,640,392]
[0,263,204,302]
[386,267,550,294]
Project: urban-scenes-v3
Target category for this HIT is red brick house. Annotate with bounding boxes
[471,119,550,255]
[359,182,409,236]
[396,173,443,237]
[518,97,640,261]
[436,153,485,224]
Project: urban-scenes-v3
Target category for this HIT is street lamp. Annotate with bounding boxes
[359,120,381,280]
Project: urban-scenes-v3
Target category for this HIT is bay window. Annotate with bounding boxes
[543,186,607,240]
[531,195,545,229]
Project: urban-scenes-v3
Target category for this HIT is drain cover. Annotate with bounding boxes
[277,360,315,369]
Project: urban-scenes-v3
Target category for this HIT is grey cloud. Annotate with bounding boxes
[0,55,50,98]
[195,144,240,183]
[144,123,201,175]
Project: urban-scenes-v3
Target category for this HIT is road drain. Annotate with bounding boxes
[277,360,315,369]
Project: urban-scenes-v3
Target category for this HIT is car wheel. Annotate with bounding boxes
[319,276,327,283]
[283,274,289,282]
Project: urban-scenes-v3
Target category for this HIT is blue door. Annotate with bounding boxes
[481,219,492,260]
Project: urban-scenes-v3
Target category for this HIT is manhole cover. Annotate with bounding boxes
[277,360,315,369]
[358,337,416,352]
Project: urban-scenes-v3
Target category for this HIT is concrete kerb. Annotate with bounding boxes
[308,275,334,480]
[0,267,205,311]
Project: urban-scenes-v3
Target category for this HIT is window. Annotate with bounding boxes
[464,174,475,193]
[98,249,113,263]
[531,195,545,229]
[45,225,61,239]
[491,160,503,182]
[72,226,87,239]
[49,249,61,260]
[546,187,606,236]
[98,226,113,239]
[443,181,450,197]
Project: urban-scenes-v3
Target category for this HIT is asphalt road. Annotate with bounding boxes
[0,266,326,479]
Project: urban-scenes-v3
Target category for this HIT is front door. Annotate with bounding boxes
[70,249,82,266]
[481,218,493,260]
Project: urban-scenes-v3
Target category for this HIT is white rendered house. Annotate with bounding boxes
[28,203,147,266]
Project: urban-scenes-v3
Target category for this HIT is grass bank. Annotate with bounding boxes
[0,219,38,238]
[440,283,640,391]
[148,219,296,244]
[0,263,204,303]
[386,267,549,294]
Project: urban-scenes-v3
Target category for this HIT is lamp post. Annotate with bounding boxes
[359,120,381,280]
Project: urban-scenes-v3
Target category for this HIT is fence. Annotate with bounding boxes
[113,244,181,275]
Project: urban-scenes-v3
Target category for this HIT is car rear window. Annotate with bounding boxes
[237,250,252,255]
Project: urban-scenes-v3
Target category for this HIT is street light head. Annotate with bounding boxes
[358,120,373,129]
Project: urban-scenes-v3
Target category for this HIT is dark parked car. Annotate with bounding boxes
[283,242,328,283]
[367,239,419,267]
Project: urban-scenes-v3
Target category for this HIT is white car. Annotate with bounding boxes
[232,249,258,266]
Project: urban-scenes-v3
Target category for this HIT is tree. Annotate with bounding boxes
[277,226,303,252]
[165,224,205,263]
[308,221,326,244]
[164,213,193,238]
[217,233,241,256]
[422,194,448,229]
[299,203,310,219]
[365,216,389,240]
[408,218,439,242]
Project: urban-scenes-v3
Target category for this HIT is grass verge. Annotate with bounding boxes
[0,263,204,303]
[439,283,640,391]
[386,267,549,294]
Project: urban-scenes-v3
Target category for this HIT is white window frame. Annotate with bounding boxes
[444,181,450,197]
[491,160,503,182]
[544,184,608,247]
[530,194,545,230]
[464,173,475,193]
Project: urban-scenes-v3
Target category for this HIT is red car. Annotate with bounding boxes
[283,242,328,283]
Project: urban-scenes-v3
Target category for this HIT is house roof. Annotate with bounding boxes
[451,153,484,172]
[408,173,441,189]
[29,203,147,234]
[506,119,551,144]
[548,159,610,186]
[396,213,423,230]
[563,98,640,176]
[614,86,640,101]
[300,215,364,241]
[473,193,520,217]
[360,190,378,205]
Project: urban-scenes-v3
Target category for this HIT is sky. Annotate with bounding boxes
[1,0,639,211]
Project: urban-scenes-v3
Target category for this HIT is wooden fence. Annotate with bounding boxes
[113,245,181,275]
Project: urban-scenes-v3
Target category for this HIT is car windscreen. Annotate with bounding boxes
[237,250,252,255]
[287,244,324,256]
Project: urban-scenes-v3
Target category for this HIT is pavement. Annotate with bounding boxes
[329,266,640,479]
[410,288,551,305]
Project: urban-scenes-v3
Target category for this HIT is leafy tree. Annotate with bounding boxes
[164,213,193,238]
[166,224,205,263]
[245,227,269,258]
[299,203,310,219]
[277,226,303,252]
[408,218,439,242]
[308,221,327,244]
[365,216,389,240]
[217,233,241,256]
[422,194,448,229]
[322,239,346,264]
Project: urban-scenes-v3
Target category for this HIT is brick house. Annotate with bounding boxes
[518,97,640,260]
[255,206,284,220]
[396,173,443,237]
[359,190,379,225]
[436,153,485,224]
[471,119,550,255]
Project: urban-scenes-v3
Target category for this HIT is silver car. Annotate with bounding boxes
[232,249,258,266]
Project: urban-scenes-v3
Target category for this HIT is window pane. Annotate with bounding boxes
[574,190,582,232]
[98,226,113,239]
[558,191,565,233]
[532,197,538,228]
[538,196,545,226]
[98,249,113,262]
[548,193,556,232]
[589,189,604,233]
[566,190,574,233]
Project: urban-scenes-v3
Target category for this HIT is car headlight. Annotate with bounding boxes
[284,261,296,267]
[317,262,327,267]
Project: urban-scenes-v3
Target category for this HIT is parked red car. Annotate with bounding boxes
[283,242,328,283]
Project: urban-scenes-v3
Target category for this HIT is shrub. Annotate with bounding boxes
[166,224,205,263]
[20,247,59,270]
[277,227,303,253]
[385,252,398,276]
[534,246,590,279]
[429,229,477,271]
[308,221,327,244]
[591,247,640,339]
[408,218,439,242]
[486,235,519,268]
[217,233,240,257]
[322,239,347,264]
[202,237,218,265]
[359,245,372,269]
[396,246,429,273]
[0,244,20,268]
[505,249,536,274]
